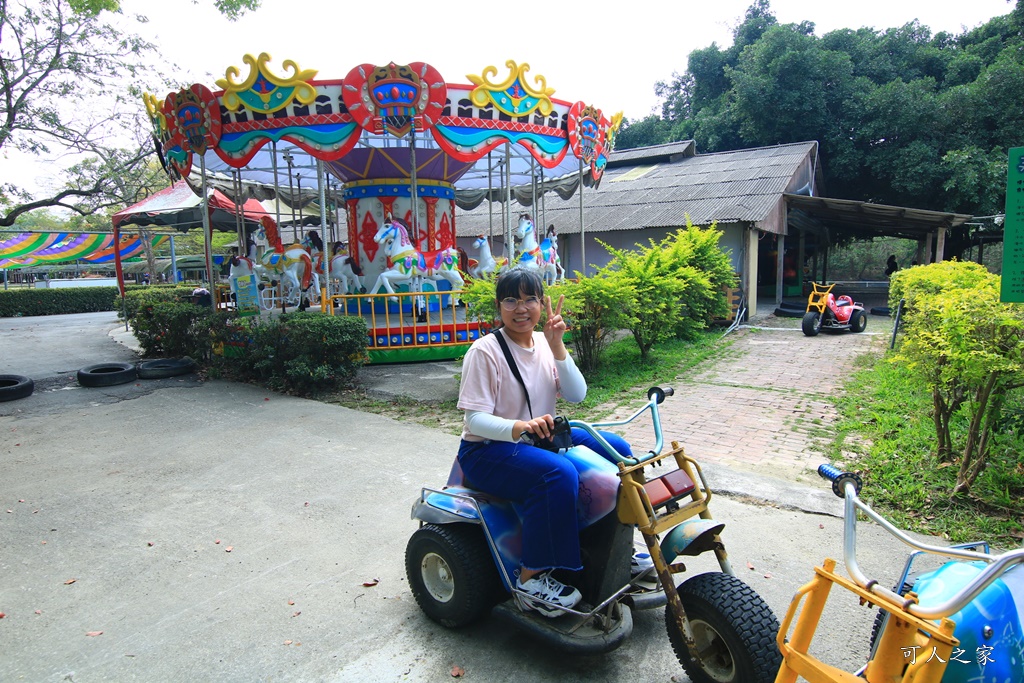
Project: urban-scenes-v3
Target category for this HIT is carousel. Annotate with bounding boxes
[130,54,620,362]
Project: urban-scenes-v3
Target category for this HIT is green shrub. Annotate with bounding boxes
[121,286,196,320]
[891,260,1024,495]
[0,286,120,317]
[130,301,216,359]
[460,275,499,329]
[554,275,633,373]
[220,313,368,396]
[658,223,736,331]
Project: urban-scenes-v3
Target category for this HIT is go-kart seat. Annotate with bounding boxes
[643,469,696,509]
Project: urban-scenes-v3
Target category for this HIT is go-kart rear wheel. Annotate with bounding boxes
[668,572,782,683]
[801,311,822,336]
[406,523,503,628]
[850,310,867,333]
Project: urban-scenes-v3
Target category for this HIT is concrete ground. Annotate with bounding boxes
[0,309,928,683]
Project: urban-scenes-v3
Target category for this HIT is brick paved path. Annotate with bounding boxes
[608,314,889,484]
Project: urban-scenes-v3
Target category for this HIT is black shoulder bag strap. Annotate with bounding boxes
[493,328,534,418]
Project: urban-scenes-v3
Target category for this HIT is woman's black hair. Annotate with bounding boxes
[495,267,544,302]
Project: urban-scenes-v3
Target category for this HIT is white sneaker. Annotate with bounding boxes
[514,571,582,618]
[631,551,655,577]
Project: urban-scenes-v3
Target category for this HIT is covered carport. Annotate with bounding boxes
[780,194,974,303]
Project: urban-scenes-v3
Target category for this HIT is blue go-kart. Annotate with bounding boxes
[405,387,783,683]
[776,464,1024,682]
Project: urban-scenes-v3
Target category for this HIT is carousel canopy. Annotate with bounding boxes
[144,56,619,207]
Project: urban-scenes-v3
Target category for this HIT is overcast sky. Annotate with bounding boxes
[1,0,1016,204]
[123,0,1016,121]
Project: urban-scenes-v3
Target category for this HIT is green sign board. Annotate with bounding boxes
[1003,147,1024,302]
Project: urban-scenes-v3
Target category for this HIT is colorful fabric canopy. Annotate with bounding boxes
[0,233,169,270]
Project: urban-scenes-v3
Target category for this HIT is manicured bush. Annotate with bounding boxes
[121,286,197,320]
[0,286,120,317]
[217,313,368,396]
[130,301,216,359]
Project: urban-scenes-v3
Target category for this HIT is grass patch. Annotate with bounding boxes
[825,352,1024,547]
[328,329,733,436]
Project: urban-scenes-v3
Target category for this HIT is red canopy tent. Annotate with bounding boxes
[110,181,268,295]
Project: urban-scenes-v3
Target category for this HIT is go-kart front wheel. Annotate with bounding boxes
[850,310,867,333]
[667,572,782,683]
[801,311,822,336]
[405,523,503,628]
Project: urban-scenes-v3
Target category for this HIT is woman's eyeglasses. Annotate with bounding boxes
[500,296,542,311]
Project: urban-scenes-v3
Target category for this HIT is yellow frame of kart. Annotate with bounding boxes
[775,557,957,683]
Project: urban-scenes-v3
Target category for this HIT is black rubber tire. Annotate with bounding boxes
[773,307,804,318]
[77,362,138,388]
[668,572,782,683]
[405,523,504,628]
[850,310,867,333]
[137,357,197,380]
[0,374,34,402]
[871,306,892,317]
[802,311,822,336]
[868,580,914,651]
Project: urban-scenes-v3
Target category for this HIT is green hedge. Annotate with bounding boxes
[0,286,120,317]
[121,286,198,320]
[131,302,368,396]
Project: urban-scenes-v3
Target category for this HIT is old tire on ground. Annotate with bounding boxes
[802,311,822,336]
[668,572,782,683]
[137,357,197,380]
[850,310,867,333]
[406,523,503,628]
[0,374,34,402]
[77,362,138,388]
[871,306,892,316]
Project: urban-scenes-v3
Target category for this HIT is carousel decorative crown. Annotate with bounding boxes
[369,63,421,117]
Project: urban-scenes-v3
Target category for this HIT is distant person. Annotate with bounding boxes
[190,287,211,307]
[884,255,899,277]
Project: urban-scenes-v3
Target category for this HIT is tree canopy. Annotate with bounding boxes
[621,0,1024,218]
[0,0,261,228]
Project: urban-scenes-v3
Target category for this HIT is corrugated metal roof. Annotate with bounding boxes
[455,141,818,236]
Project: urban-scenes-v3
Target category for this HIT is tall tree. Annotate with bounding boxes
[0,0,262,228]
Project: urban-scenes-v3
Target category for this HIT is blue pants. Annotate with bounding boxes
[457,429,631,573]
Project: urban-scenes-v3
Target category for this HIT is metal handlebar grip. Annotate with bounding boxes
[817,463,863,499]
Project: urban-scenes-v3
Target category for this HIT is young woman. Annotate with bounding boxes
[456,268,636,617]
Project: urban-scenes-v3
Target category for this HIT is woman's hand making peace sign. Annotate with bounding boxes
[542,294,568,360]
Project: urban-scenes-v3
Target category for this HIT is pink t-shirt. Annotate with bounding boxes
[459,330,560,442]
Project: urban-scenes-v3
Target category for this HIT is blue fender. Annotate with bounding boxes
[912,562,1024,682]
[661,519,725,563]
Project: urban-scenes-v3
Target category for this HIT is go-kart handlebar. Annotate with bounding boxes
[816,463,1024,619]
[567,386,675,465]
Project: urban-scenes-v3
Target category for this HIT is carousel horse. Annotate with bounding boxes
[512,213,544,272]
[329,246,365,294]
[371,217,464,307]
[469,235,505,279]
[228,255,268,309]
[539,226,564,286]
[257,215,315,309]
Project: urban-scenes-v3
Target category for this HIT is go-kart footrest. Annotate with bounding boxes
[643,469,696,509]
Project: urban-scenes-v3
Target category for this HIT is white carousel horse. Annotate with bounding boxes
[469,235,506,279]
[330,250,365,294]
[257,216,315,308]
[512,213,544,272]
[371,217,464,307]
[538,227,564,286]
[228,255,269,309]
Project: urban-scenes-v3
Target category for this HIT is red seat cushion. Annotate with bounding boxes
[643,469,696,507]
